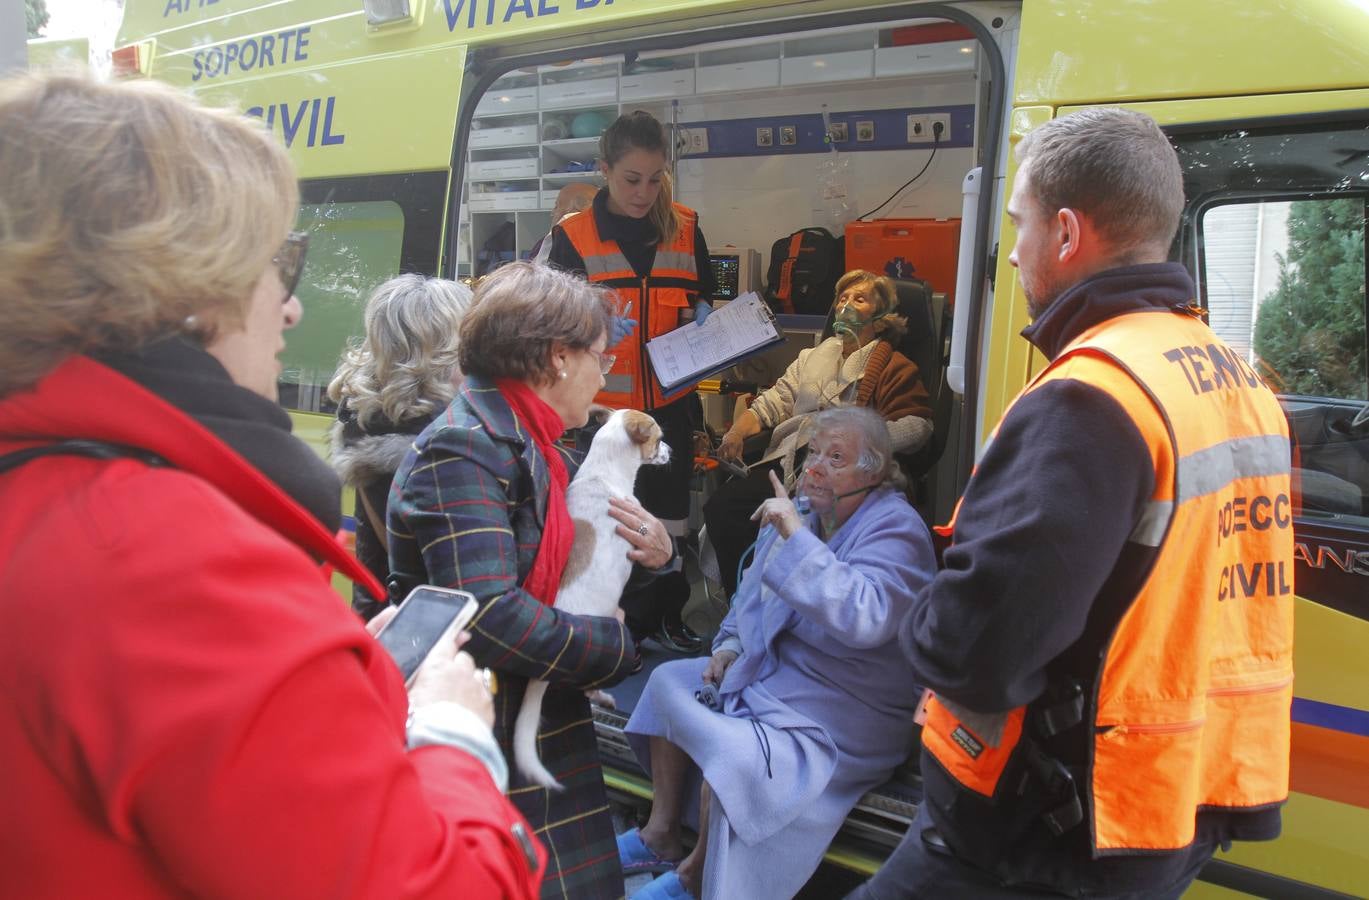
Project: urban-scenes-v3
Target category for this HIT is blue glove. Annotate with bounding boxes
[609,315,638,345]
[693,299,713,326]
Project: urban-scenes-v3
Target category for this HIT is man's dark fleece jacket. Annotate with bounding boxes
[901,262,1281,893]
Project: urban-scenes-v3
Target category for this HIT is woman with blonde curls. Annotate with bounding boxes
[328,274,472,619]
[0,73,541,897]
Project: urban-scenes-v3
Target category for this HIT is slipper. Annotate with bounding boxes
[617,829,677,875]
[629,870,696,900]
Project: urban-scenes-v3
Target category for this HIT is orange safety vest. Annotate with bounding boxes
[559,203,701,410]
[924,309,1293,860]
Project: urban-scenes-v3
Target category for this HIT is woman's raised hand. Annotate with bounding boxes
[750,469,802,539]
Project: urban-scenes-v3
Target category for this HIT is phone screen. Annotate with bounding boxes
[375,586,478,682]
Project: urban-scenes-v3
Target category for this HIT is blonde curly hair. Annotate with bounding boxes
[0,72,297,397]
[327,274,472,428]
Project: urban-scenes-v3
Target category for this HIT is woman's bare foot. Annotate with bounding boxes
[675,850,703,897]
[638,825,685,864]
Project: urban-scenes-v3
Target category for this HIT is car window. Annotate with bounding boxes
[1196,188,1368,526]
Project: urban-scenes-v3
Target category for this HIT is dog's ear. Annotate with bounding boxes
[622,410,657,445]
[587,404,615,428]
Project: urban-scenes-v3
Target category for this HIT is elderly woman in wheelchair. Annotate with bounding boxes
[703,269,934,597]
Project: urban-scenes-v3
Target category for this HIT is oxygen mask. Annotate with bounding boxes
[831,303,869,338]
[832,302,884,342]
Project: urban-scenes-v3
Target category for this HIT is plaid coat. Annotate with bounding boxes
[389,376,637,900]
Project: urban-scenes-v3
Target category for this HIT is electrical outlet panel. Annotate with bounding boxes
[827,122,849,143]
[906,114,930,143]
[756,126,773,147]
[779,125,797,146]
[680,127,710,155]
[856,120,875,142]
[927,114,952,142]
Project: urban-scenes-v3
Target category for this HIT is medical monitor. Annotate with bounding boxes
[708,247,761,302]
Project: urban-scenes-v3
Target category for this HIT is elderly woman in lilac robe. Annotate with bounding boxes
[620,406,934,900]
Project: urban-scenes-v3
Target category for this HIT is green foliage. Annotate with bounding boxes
[26,0,49,38]
[1254,198,1368,398]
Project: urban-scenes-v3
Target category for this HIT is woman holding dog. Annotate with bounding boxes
[0,73,538,897]
[620,406,935,900]
[388,261,675,900]
[547,110,715,654]
[705,269,934,597]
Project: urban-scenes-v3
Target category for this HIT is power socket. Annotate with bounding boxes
[908,113,952,144]
[679,127,710,155]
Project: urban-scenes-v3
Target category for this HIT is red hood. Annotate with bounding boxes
[0,355,383,600]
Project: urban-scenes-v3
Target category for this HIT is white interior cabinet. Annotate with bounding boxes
[458,23,980,277]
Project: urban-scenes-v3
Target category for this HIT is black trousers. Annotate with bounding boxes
[846,807,1211,900]
[701,457,783,598]
[621,395,699,638]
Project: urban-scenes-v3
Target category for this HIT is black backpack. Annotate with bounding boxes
[764,227,844,316]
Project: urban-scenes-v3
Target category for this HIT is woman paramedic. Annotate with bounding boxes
[547,110,715,654]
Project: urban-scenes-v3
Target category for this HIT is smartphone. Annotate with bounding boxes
[374,585,479,684]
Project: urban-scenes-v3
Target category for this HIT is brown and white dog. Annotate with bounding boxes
[513,408,671,790]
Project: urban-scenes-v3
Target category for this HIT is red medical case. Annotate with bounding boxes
[844,218,962,307]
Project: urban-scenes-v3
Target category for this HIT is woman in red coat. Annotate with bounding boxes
[0,72,542,898]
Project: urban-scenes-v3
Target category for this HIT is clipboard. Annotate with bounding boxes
[646,292,785,399]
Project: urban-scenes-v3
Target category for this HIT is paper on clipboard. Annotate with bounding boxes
[646,292,782,392]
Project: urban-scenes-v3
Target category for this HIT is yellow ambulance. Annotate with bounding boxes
[105,1,1369,895]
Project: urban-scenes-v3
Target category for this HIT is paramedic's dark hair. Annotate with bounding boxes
[1015,107,1184,263]
[600,110,682,246]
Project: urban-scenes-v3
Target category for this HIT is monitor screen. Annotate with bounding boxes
[709,253,741,301]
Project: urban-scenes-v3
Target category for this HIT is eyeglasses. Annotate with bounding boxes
[587,347,617,375]
[272,231,309,303]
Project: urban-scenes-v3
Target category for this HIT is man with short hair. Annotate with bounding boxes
[849,108,1294,898]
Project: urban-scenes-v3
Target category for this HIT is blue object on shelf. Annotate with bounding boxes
[571,110,610,138]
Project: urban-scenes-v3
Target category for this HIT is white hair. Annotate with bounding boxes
[327,274,472,428]
[811,406,906,491]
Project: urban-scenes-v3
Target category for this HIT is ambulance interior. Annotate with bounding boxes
[460,14,990,501]
[457,14,999,867]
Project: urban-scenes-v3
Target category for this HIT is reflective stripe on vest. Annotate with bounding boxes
[561,203,699,410]
[924,309,1294,852]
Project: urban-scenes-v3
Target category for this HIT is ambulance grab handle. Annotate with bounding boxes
[947,166,982,396]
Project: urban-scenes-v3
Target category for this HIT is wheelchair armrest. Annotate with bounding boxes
[741,431,773,465]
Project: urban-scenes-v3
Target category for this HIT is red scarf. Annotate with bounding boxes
[497,378,571,606]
